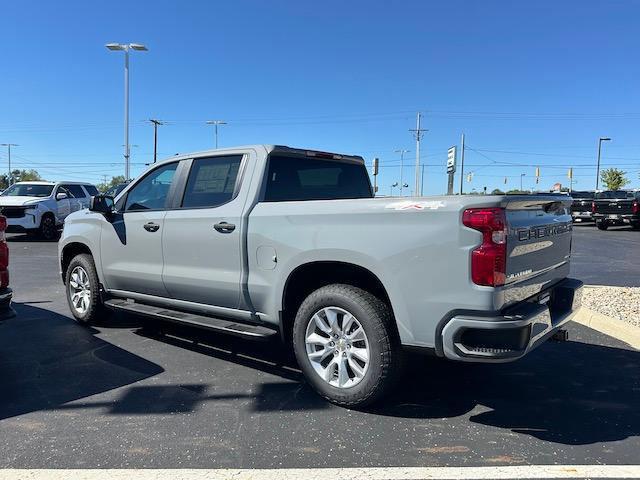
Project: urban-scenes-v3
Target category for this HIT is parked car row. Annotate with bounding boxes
[570,189,640,231]
[0,181,99,240]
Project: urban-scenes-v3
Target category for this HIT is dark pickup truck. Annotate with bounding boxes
[592,190,640,230]
[570,191,595,223]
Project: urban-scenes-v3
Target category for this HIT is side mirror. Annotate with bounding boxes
[89,195,114,214]
[56,192,68,201]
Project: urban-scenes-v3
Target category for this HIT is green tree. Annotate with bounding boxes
[0,169,43,189]
[600,168,629,191]
[97,175,126,192]
[491,188,505,195]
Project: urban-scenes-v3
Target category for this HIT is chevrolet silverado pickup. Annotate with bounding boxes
[592,190,640,230]
[58,145,583,407]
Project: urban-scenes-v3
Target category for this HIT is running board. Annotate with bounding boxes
[104,298,277,341]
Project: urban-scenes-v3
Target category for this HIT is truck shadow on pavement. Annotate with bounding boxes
[0,303,164,421]
[134,321,640,446]
[3,305,638,448]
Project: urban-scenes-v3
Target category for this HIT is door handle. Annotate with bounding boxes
[214,221,236,233]
[143,222,160,232]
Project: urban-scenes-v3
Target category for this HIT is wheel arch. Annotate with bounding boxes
[60,242,95,284]
[280,261,397,345]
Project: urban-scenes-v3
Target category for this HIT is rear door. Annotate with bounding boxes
[501,196,573,306]
[99,161,179,296]
[161,154,245,309]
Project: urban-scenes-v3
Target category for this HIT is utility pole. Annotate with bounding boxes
[394,149,409,196]
[1,143,18,186]
[459,133,465,195]
[409,112,427,196]
[206,120,227,149]
[149,119,163,163]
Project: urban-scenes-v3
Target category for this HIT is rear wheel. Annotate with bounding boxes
[39,214,57,240]
[65,253,110,325]
[596,220,609,230]
[292,284,402,408]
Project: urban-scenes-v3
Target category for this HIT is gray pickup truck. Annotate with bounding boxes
[59,145,583,407]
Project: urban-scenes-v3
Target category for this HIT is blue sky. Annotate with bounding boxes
[1,0,639,194]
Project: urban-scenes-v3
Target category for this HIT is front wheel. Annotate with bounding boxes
[65,253,110,325]
[292,284,402,408]
[596,221,609,231]
[39,215,58,240]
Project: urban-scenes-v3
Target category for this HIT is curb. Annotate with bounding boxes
[573,306,640,350]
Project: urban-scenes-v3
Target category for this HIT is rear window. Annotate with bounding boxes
[84,185,99,196]
[596,191,634,199]
[571,191,594,199]
[264,155,372,202]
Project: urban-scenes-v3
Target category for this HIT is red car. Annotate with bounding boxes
[0,215,14,320]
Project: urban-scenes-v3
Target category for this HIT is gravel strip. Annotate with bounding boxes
[582,286,640,328]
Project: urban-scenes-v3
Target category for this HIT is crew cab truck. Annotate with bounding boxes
[59,145,583,407]
[0,181,99,240]
[591,190,640,230]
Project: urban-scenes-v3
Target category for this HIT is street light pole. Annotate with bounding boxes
[0,143,18,186]
[394,149,409,196]
[595,137,611,191]
[520,173,526,192]
[106,43,148,180]
[206,120,227,149]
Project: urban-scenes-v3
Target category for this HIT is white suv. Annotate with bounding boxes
[0,181,99,240]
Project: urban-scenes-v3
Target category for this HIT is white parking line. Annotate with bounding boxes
[1,466,639,480]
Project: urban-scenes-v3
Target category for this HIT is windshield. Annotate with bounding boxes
[596,191,634,199]
[1,183,54,197]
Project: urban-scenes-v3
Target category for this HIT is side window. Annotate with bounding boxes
[124,162,178,211]
[64,185,87,198]
[84,185,99,196]
[56,186,72,198]
[181,155,243,208]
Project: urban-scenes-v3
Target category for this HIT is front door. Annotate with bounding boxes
[100,162,179,297]
[54,186,71,221]
[162,155,245,309]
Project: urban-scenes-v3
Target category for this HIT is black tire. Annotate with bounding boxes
[292,284,402,408]
[65,253,110,325]
[39,214,58,240]
[631,222,640,230]
[596,221,609,231]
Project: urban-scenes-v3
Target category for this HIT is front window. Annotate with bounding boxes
[1,183,54,197]
[124,162,178,211]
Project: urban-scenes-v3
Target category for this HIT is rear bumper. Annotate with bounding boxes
[593,213,639,224]
[441,278,583,363]
[0,287,15,322]
[571,211,593,221]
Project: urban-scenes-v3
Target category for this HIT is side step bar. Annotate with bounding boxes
[104,298,277,341]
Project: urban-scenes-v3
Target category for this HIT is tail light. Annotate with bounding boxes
[0,215,8,288]
[462,207,507,287]
[591,201,597,214]
[633,201,639,215]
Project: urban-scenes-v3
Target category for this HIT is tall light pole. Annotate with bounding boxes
[0,144,17,186]
[409,112,427,195]
[206,120,227,149]
[520,173,526,192]
[394,149,410,196]
[106,42,148,181]
[595,137,611,191]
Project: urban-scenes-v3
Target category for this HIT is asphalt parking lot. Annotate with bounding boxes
[570,223,640,287]
[1,229,639,469]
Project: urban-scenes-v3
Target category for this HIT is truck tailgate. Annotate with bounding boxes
[500,196,573,307]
